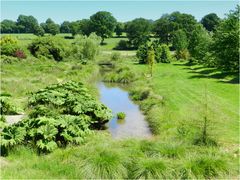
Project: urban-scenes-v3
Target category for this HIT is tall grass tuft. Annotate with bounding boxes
[130,157,168,179]
[77,147,128,179]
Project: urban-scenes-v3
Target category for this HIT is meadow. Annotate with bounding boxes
[0,33,239,179]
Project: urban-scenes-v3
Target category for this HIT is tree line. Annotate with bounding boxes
[1,6,239,71]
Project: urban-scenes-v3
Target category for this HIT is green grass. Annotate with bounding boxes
[1,133,237,179]
[129,62,239,145]
[1,59,99,109]
[1,34,239,179]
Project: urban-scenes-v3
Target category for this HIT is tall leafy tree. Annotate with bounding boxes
[115,22,125,37]
[201,13,221,31]
[69,21,81,36]
[212,6,239,71]
[79,19,92,36]
[60,21,71,33]
[16,15,39,33]
[188,24,212,63]
[0,20,17,33]
[172,29,188,51]
[153,12,197,44]
[125,18,151,48]
[90,11,117,44]
[41,18,60,35]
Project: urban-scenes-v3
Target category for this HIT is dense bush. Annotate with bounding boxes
[175,49,190,60]
[111,52,121,61]
[160,44,172,63]
[71,33,100,63]
[28,36,67,61]
[103,66,137,83]
[1,81,112,154]
[130,88,151,101]
[114,40,130,50]
[0,55,20,64]
[137,42,172,64]
[0,95,19,115]
[0,35,26,59]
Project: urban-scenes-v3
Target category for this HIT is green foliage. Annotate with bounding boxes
[1,81,112,154]
[130,158,167,179]
[212,6,239,71]
[40,18,60,35]
[172,29,188,51]
[176,49,190,60]
[16,15,39,33]
[115,22,125,37]
[1,125,26,156]
[201,13,221,32]
[137,41,172,64]
[186,155,228,178]
[114,40,130,50]
[0,19,18,33]
[60,21,71,33]
[111,52,121,61]
[78,146,129,179]
[130,88,151,101]
[71,33,100,63]
[159,44,172,63]
[28,36,67,61]
[33,25,45,36]
[153,12,198,44]
[0,95,19,115]
[0,55,21,64]
[188,24,212,64]
[103,66,137,83]
[0,35,22,57]
[137,43,148,64]
[117,112,126,119]
[147,45,155,77]
[90,11,117,44]
[125,18,151,48]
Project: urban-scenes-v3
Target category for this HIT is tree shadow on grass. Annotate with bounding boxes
[188,70,239,84]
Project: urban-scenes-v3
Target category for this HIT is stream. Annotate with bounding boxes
[98,82,152,139]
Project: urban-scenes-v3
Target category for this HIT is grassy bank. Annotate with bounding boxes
[1,132,238,179]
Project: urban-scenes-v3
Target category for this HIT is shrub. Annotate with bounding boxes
[136,44,148,64]
[114,40,129,50]
[1,81,112,154]
[13,49,26,59]
[130,88,151,101]
[175,49,190,60]
[28,36,67,61]
[0,95,19,115]
[137,42,172,64]
[0,35,25,58]
[111,52,121,61]
[103,65,137,83]
[0,55,20,64]
[117,112,126,119]
[160,44,172,63]
[71,33,100,63]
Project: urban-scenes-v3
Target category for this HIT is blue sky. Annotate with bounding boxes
[1,1,238,23]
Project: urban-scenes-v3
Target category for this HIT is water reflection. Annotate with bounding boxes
[98,82,152,139]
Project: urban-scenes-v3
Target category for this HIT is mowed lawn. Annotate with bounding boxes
[130,61,239,144]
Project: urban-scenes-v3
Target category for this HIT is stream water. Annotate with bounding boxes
[98,82,152,139]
